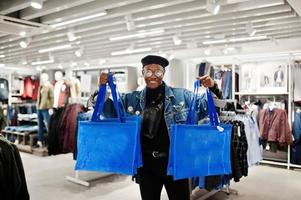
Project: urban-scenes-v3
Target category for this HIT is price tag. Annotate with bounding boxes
[237,126,241,137]
[217,126,224,132]
[266,143,270,151]
[0,83,4,89]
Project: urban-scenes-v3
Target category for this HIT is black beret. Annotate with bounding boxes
[141,55,169,68]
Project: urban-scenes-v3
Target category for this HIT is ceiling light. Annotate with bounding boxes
[125,14,136,31]
[0,63,5,67]
[111,48,152,56]
[246,22,256,36]
[172,35,182,45]
[36,66,42,71]
[51,11,107,28]
[19,31,27,37]
[84,62,90,67]
[19,38,31,48]
[67,30,76,41]
[31,59,54,65]
[58,64,63,69]
[204,49,211,56]
[109,29,165,41]
[30,0,43,9]
[22,60,28,65]
[203,39,227,45]
[38,44,72,53]
[0,55,5,58]
[229,35,267,42]
[206,0,220,15]
[75,47,84,57]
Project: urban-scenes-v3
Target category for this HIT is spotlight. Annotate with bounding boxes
[206,0,220,15]
[125,14,136,31]
[19,38,31,48]
[246,22,256,36]
[30,0,43,9]
[172,35,182,45]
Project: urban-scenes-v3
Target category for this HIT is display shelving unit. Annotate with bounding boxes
[232,54,301,170]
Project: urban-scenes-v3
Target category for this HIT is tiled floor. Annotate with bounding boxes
[21,152,301,200]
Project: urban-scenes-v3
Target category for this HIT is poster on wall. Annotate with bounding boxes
[240,61,288,94]
[258,62,287,94]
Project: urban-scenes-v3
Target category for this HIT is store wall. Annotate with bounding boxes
[165,58,186,88]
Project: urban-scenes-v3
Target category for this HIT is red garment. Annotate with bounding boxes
[22,77,33,99]
[32,79,39,101]
[57,83,70,108]
[60,104,84,153]
[259,108,292,145]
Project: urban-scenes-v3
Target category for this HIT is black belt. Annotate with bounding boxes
[144,150,168,158]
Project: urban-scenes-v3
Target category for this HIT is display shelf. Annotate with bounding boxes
[234,92,289,96]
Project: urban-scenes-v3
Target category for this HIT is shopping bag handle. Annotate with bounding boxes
[91,73,126,122]
[186,80,219,126]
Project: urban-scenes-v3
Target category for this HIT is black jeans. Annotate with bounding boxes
[138,153,190,200]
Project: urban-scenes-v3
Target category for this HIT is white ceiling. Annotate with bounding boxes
[0,0,301,70]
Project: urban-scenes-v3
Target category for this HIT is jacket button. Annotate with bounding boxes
[135,111,140,115]
[127,106,133,112]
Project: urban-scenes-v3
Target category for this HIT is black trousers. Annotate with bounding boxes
[138,153,190,200]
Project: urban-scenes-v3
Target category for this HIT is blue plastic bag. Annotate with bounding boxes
[75,73,142,175]
[167,80,232,180]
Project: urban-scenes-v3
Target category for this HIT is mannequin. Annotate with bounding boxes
[36,73,54,148]
[64,68,81,98]
[53,71,65,108]
[274,65,284,87]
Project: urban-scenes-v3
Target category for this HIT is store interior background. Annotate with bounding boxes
[1,0,301,199]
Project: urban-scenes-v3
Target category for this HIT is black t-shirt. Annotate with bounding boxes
[141,84,169,153]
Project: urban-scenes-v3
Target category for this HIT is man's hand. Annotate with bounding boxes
[197,75,215,88]
[99,72,109,85]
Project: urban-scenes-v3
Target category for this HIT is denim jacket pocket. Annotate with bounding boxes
[173,107,189,123]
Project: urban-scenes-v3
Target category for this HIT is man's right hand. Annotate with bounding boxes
[99,72,108,85]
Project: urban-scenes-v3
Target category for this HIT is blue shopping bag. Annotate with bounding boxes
[75,73,142,175]
[167,80,232,180]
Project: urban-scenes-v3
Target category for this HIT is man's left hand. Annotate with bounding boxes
[197,75,215,88]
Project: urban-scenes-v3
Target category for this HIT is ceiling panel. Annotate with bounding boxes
[0,0,300,69]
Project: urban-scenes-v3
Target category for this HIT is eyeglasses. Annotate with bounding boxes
[143,69,164,78]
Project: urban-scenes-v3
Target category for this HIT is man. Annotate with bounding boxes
[92,55,222,200]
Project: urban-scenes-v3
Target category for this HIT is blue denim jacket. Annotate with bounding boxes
[122,83,208,135]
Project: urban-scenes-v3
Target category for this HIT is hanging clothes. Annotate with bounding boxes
[293,64,301,102]
[0,78,9,103]
[31,79,39,101]
[0,135,30,200]
[236,114,263,166]
[259,108,293,146]
[221,71,232,99]
[22,77,33,99]
[291,111,301,164]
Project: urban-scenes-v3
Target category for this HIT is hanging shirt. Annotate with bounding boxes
[294,64,301,102]
[0,78,9,103]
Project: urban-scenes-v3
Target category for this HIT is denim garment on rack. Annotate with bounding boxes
[222,71,232,99]
[37,109,50,142]
[291,112,301,164]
